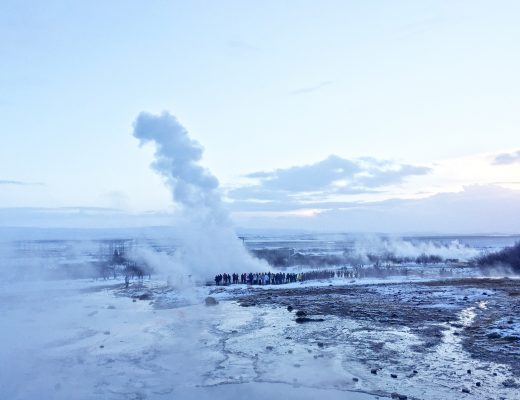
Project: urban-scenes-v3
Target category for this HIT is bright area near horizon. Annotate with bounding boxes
[1,0,520,233]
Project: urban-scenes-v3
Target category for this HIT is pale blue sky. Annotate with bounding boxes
[1,1,520,231]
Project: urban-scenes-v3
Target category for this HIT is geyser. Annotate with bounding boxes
[133,111,267,280]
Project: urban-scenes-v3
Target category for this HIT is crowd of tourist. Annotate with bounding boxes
[213,265,453,286]
[214,270,337,286]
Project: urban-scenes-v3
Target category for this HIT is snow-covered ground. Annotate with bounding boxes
[0,278,377,400]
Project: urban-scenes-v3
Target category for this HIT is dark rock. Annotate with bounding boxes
[467,369,471,374]
[205,296,218,306]
[266,346,274,351]
[413,370,418,374]
[502,378,520,388]
[287,305,293,312]
[461,388,470,393]
[295,317,324,323]
[476,382,481,387]
[285,336,292,340]
[352,377,359,382]
[487,332,501,339]
[371,368,378,375]
[317,342,324,348]
[295,310,307,317]
[391,374,398,379]
[138,293,152,301]
[99,345,104,348]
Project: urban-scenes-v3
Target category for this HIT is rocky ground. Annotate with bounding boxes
[232,277,520,398]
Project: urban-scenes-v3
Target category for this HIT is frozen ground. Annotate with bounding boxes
[1,275,519,400]
[0,278,376,400]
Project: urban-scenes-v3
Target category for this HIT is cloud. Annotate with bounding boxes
[0,180,25,185]
[233,185,520,234]
[229,155,431,207]
[290,81,333,95]
[243,155,360,192]
[0,207,175,229]
[0,180,44,186]
[493,150,520,165]
[3,186,518,234]
[355,165,431,188]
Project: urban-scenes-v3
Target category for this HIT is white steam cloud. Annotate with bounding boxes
[352,235,480,262]
[133,111,267,281]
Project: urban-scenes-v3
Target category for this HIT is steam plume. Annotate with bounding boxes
[133,111,266,280]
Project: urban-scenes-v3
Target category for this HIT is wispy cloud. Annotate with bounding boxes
[0,179,44,186]
[0,180,25,185]
[0,207,174,229]
[493,150,520,165]
[232,185,520,234]
[290,81,333,95]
